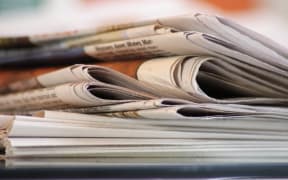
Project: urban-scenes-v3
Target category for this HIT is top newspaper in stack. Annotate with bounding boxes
[1,13,288,69]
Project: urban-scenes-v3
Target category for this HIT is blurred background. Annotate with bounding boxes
[0,0,288,46]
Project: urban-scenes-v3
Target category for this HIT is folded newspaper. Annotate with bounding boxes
[1,13,288,69]
[2,112,288,167]
[1,13,288,167]
[4,107,288,167]
[0,58,287,113]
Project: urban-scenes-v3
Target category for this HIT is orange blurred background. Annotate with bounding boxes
[202,0,258,12]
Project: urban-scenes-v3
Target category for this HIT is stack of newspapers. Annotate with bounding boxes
[1,13,288,167]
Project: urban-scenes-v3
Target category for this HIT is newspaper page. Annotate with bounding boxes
[7,144,288,159]
[80,13,288,70]
[1,52,287,114]
[0,24,177,66]
[58,24,178,49]
[0,81,155,112]
[136,56,288,104]
[84,30,288,82]
[0,19,161,49]
[0,64,192,101]
[6,115,288,140]
[7,155,288,167]
[21,110,288,138]
[1,52,287,113]
[103,104,255,120]
[3,116,234,143]
[91,13,288,67]
[2,13,288,69]
[62,98,192,114]
[36,110,288,132]
[0,29,278,68]
[83,13,288,77]
[34,110,282,135]
[0,17,155,50]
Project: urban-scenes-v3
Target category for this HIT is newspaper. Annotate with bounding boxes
[7,145,288,159]
[137,56,288,104]
[0,64,139,93]
[103,104,288,120]
[0,14,287,118]
[0,24,177,66]
[93,13,288,67]
[62,98,192,114]
[2,112,288,161]
[57,24,178,49]
[1,13,288,70]
[0,54,287,113]
[7,156,288,167]
[0,64,190,99]
[1,31,286,103]
[36,110,288,132]
[0,24,176,48]
[4,115,287,140]
[2,111,288,165]
[0,14,287,105]
[0,81,156,112]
